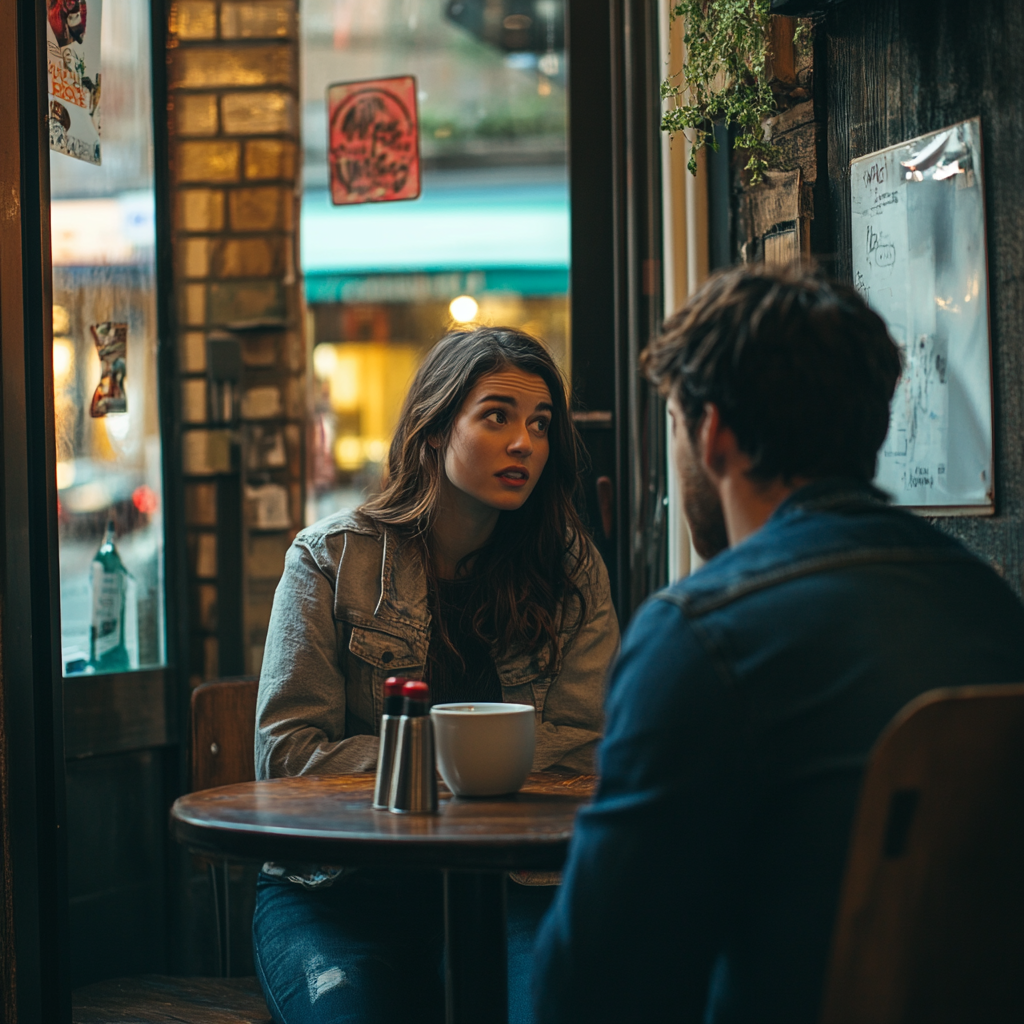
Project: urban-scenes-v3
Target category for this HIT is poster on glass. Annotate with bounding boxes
[46,0,103,165]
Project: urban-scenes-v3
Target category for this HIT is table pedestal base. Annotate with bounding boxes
[444,870,508,1024]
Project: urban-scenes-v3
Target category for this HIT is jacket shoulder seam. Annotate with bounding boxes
[660,546,978,617]
[299,514,381,543]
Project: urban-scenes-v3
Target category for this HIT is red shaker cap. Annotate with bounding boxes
[401,680,430,702]
[384,676,408,698]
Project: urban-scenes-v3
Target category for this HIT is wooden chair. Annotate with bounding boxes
[190,677,260,978]
[821,683,1024,1024]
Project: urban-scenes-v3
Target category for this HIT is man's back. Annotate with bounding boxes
[534,480,1024,1023]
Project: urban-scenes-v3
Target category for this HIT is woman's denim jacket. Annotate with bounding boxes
[256,509,619,781]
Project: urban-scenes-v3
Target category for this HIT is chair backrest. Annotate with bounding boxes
[190,677,260,792]
[821,683,1024,1024]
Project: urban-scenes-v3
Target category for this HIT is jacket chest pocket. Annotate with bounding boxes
[348,626,424,672]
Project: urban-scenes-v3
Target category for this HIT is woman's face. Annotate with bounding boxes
[441,368,553,512]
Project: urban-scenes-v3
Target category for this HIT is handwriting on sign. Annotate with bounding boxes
[48,59,87,107]
[866,224,897,268]
[863,160,886,187]
[851,119,993,509]
[327,75,421,206]
[871,190,900,211]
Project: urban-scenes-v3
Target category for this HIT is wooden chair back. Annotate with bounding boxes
[190,677,260,792]
[821,683,1024,1024]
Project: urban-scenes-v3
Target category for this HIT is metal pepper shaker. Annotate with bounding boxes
[388,681,438,814]
[373,676,408,809]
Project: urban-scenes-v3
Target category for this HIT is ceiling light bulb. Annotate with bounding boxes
[449,295,479,323]
[313,343,339,380]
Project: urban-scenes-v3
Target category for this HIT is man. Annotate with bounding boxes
[533,266,1024,1023]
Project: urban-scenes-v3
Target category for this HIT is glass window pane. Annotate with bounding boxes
[51,0,165,675]
[301,0,569,523]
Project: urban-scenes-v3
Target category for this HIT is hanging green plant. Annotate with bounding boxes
[661,0,785,183]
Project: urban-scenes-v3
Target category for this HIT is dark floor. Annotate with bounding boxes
[72,975,272,1024]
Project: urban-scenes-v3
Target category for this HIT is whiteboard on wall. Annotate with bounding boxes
[851,117,993,513]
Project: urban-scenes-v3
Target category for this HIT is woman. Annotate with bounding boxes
[252,326,619,1024]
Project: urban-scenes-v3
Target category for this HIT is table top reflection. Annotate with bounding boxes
[170,772,597,871]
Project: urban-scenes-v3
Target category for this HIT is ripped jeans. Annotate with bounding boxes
[253,869,553,1024]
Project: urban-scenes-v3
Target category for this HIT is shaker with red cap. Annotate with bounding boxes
[372,677,408,809]
[387,680,438,814]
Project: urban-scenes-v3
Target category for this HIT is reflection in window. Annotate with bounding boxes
[302,0,569,523]
[51,0,165,675]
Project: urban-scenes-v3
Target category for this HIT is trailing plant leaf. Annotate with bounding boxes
[661,0,777,182]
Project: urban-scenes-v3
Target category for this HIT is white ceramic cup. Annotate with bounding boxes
[430,702,535,797]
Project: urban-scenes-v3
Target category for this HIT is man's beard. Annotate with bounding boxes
[682,457,729,560]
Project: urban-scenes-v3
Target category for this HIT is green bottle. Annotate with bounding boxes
[89,520,130,672]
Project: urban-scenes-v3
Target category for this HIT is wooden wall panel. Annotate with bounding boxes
[65,751,168,988]
[825,0,1024,593]
[0,611,13,1024]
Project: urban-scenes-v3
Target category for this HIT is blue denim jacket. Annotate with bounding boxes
[535,479,1024,1024]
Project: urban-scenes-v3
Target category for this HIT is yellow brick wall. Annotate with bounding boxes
[168,0,304,684]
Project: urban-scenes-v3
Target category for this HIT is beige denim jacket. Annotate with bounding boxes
[255,509,619,781]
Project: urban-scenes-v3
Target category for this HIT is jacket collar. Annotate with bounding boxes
[373,528,432,639]
[771,477,891,520]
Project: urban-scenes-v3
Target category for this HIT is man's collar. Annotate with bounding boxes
[771,477,892,520]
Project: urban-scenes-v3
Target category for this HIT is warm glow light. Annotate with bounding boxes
[56,460,76,490]
[538,53,560,76]
[132,485,159,514]
[105,414,130,440]
[331,353,361,410]
[335,436,364,470]
[53,338,74,381]
[53,305,70,335]
[363,438,388,463]
[449,295,479,322]
[313,343,338,380]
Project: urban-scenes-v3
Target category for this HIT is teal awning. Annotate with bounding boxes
[304,266,568,303]
[300,176,570,296]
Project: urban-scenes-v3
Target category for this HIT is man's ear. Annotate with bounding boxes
[700,403,748,481]
[698,403,730,480]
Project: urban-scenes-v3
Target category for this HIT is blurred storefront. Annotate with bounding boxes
[299,1,571,520]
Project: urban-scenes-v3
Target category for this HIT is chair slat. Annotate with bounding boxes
[190,678,259,793]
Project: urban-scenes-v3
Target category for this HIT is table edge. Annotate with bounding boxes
[171,814,576,870]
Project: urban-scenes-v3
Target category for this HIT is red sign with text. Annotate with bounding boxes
[327,75,421,206]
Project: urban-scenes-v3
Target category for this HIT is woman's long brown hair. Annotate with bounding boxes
[360,326,591,671]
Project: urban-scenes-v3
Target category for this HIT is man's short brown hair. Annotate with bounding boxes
[641,264,902,483]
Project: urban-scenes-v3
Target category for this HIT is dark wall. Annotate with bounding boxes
[825,0,1024,593]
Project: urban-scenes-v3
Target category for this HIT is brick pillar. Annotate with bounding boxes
[168,1,305,684]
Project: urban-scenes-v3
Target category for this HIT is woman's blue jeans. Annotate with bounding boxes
[252,869,553,1024]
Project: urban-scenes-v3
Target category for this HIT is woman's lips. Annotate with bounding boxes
[496,467,529,487]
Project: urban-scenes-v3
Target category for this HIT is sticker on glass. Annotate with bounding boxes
[46,0,103,165]
[89,322,126,417]
[327,75,421,205]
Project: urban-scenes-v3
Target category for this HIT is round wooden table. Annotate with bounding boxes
[170,771,595,1024]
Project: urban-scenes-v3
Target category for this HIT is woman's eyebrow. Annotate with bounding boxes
[476,393,554,414]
